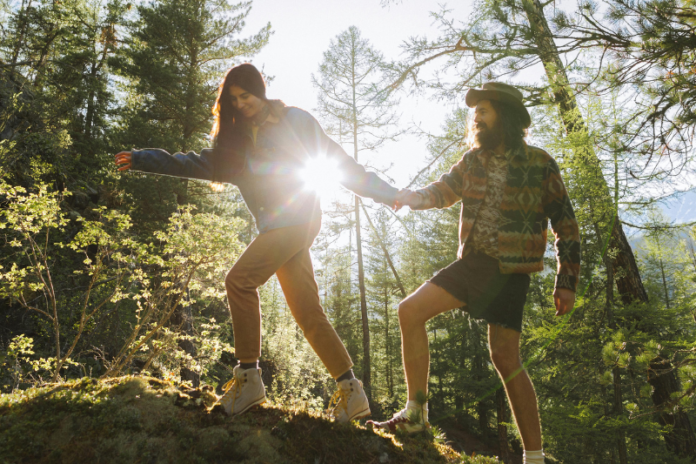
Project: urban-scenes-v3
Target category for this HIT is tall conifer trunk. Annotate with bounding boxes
[313,26,400,395]
[354,194,371,395]
[521,0,646,301]
[496,387,511,464]
[84,37,110,139]
[349,41,371,396]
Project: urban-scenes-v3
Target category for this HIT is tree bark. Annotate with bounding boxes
[648,358,696,456]
[351,45,371,396]
[523,0,649,304]
[496,387,512,464]
[478,398,490,440]
[355,195,371,397]
[84,37,110,139]
[608,217,649,304]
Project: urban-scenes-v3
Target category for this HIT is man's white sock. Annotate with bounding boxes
[406,400,428,422]
[523,450,545,464]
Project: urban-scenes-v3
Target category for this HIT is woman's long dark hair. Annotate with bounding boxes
[211,63,267,176]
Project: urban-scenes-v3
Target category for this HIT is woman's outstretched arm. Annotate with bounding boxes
[114,148,217,182]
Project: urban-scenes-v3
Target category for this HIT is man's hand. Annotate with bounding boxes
[553,288,575,316]
[115,151,132,171]
[394,189,422,211]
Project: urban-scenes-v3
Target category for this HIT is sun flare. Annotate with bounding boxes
[299,155,344,197]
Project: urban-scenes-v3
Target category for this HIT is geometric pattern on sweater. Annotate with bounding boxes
[468,150,508,257]
[414,143,581,292]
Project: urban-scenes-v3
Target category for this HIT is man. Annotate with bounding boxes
[368,82,580,464]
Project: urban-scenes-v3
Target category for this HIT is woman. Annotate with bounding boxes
[115,63,397,422]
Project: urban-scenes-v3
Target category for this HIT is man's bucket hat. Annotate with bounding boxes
[465,82,531,129]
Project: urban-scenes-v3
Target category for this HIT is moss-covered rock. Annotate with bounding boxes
[0,377,501,463]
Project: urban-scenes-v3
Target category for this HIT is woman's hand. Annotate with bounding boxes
[394,189,421,211]
[115,151,132,171]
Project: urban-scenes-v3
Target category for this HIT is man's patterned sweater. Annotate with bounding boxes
[413,144,581,292]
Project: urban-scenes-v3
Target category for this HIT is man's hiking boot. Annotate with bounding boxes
[367,405,429,434]
[327,378,371,423]
[219,365,266,416]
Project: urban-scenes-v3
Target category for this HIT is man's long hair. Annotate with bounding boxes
[467,100,528,150]
[210,63,267,176]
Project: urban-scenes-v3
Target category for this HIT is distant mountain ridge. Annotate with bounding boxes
[664,189,696,224]
[624,189,696,253]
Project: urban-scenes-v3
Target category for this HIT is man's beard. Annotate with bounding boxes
[473,121,504,150]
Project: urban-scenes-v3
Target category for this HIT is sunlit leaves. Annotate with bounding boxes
[0,179,246,383]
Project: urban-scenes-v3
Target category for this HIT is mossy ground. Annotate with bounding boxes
[0,377,502,463]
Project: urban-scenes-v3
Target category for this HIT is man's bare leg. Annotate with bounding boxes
[398,283,464,401]
[488,324,542,451]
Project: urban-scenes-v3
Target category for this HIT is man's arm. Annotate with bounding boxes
[543,156,581,314]
[400,153,470,210]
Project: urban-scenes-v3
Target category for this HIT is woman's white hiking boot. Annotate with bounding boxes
[219,365,266,416]
[327,379,371,423]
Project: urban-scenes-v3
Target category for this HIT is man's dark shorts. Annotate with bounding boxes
[428,251,531,332]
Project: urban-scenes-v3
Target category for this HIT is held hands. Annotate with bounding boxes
[115,151,132,171]
[394,189,422,211]
[553,288,576,316]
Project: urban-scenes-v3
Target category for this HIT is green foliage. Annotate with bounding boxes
[101,206,246,379]
[0,0,266,390]
[560,0,696,162]
[112,0,271,152]
[0,335,46,390]
[0,174,246,387]
[313,25,401,151]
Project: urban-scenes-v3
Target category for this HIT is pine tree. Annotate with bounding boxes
[115,0,270,151]
[312,26,401,396]
[554,0,696,162]
[364,207,402,406]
